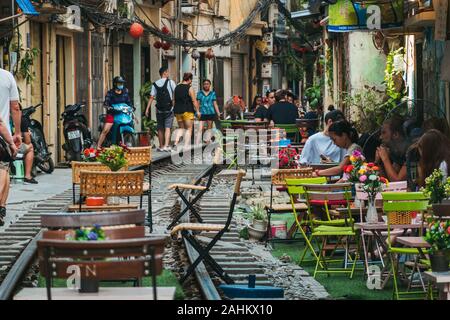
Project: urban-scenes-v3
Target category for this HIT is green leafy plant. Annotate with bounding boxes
[383,47,406,109]
[97,144,129,171]
[421,169,450,204]
[325,47,333,97]
[249,203,267,222]
[10,34,40,84]
[143,118,158,138]
[73,224,106,241]
[304,84,322,109]
[424,219,450,254]
[239,226,249,240]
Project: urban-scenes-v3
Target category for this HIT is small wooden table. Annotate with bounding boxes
[424,272,450,300]
[14,287,176,300]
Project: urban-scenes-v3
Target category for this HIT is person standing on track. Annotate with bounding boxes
[145,67,177,152]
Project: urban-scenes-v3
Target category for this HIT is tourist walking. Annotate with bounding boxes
[196,79,220,145]
[173,72,199,149]
[145,67,176,152]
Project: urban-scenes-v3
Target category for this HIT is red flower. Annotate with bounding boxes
[447,226,450,234]
[344,165,354,173]
[84,149,90,156]
[380,177,387,183]
[367,163,375,167]
[372,166,380,171]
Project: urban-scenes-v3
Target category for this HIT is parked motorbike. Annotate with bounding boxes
[62,104,93,162]
[98,103,136,147]
[21,103,54,174]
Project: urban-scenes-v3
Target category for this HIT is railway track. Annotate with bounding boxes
[180,173,275,300]
[0,148,211,300]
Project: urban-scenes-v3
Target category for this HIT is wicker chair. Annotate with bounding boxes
[125,147,153,231]
[74,170,145,212]
[71,162,116,204]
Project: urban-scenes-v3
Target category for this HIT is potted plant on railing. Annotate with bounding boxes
[424,219,450,272]
[422,169,450,215]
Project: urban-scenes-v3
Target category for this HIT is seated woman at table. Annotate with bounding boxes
[417,129,450,187]
[315,120,362,178]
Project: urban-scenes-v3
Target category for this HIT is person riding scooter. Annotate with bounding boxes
[97,76,133,148]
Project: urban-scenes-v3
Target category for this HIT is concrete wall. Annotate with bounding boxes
[348,32,386,92]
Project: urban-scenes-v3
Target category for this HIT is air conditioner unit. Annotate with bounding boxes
[181,0,198,15]
[57,5,84,32]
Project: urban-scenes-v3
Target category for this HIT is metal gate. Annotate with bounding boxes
[91,33,104,140]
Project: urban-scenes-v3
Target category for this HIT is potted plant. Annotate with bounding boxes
[97,144,129,172]
[250,203,268,232]
[424,219,450,272]
[69,224,106,293]
[278,146,299,169]
[422,169,450,204]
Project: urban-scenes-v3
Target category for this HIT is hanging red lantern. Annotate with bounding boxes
[205,48,215,60]
[129,23,144,39]
[154,40,162,49]
[161,26,170,35]
[162,42,171,51]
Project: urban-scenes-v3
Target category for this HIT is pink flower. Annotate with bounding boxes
[359,175,367,182]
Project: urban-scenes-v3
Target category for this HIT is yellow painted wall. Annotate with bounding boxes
[229,0,260,31]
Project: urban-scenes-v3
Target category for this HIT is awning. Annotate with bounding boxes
[16,0,39,16]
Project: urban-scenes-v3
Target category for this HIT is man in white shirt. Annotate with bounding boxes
[145,67,177,152]
[299,110,347,165]
[0,68,32,225]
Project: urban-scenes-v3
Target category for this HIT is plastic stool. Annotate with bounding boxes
[11,160,24,179]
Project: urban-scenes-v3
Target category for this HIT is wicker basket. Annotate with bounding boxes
[271,168,313,185]
[387,211,412,225]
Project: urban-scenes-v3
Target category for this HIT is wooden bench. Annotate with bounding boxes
[70,170,145,212]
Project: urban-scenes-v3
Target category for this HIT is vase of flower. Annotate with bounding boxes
[79,279,100,293]
[366,193,379,224]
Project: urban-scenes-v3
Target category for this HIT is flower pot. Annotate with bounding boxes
[248,225,266,241]
[252,219,268,232]
[137,132,150,147]
[430,251,449,272]
[432,203,450,217]
[79,279,99,293]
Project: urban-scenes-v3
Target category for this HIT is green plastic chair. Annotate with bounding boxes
[301,183,358,279]
[286,177,327,267]
[381,192,430,300]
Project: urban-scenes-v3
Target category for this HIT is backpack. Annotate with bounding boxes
[0,136,12,163]
[153,79,173,112]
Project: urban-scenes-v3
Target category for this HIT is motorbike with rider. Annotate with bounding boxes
[97,76,136,148]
